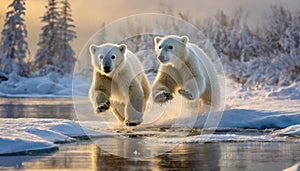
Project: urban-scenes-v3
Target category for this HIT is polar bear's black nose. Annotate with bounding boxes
[104,65,111,73]
[158,55,164,61]
[158,56,167,63]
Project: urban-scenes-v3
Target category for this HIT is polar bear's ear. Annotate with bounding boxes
[181,36,189,44]
[89,44,97,55]
[118,44,127,54]
[154,36,162,46]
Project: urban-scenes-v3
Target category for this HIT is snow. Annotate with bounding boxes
[283,163,300,171]
[272,125,300,137]
[216,109,300,129]
[143,98,300,130]
[268,82,300,100]
[147,134,287,144]
[0,72,91,97]
[0,118,105,155]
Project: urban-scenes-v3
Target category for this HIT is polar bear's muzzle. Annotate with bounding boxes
[158,55,170,63]
[102,58,113,73]
[103,65,112,73]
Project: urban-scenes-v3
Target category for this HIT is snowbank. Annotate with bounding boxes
[216,109,300,129]
[138,108,300,131]
[0,118,104,155]
[0,72,91,97]
[134,95,300,130]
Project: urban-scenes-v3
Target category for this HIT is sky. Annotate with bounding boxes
[0,0,299,59]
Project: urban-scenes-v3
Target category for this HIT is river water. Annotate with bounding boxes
[0,98,299,171]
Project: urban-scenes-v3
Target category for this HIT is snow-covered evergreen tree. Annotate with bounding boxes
[34,0,76,76]
[0,0,30,77]
[34,0,61,76]
[56,0,76,74]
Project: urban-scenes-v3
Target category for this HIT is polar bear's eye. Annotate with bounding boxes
[99,56,103,59]
[168,45,173,50]
[158,46,162,49]
[111,55,116,59]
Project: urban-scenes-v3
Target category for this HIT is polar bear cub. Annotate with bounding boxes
[152,35,221,111]
[89,43,150,126]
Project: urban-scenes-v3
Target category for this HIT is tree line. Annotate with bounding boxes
[121,5,300,88]
[0,0,76,77]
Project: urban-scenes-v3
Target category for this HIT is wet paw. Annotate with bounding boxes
[96,101,110,113]
[154,91,173,103]
[178,89,194,100]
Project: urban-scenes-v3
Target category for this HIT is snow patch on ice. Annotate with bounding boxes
[0,118,104,155]
[138,100,300,130]
[272,124,300,137]
[146,134,287,144]
[216,109,300,129]
[283,163,300,171]
[0,133,58,155]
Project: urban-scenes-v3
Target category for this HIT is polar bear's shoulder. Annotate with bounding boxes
[186,43,205,57]
[124,50,144,74]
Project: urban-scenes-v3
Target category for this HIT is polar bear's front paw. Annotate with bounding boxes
[178,89,194,100]
[124,120,141,126]
[96,101,110,113]
[154,91,173,103]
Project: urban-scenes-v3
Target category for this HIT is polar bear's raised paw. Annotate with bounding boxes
[96,101,110,113]
[178,89,194,100]
[154,91,173,103]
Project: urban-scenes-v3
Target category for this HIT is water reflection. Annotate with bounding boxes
[155,144,220,170]
[0,155,47,169]
[16,141,300,171]
[92,144,154,170]
[0,98,74,119]
[218,142,300,170]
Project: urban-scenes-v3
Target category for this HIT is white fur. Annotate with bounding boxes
[89,43,150,126]
[152,35,221,111]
